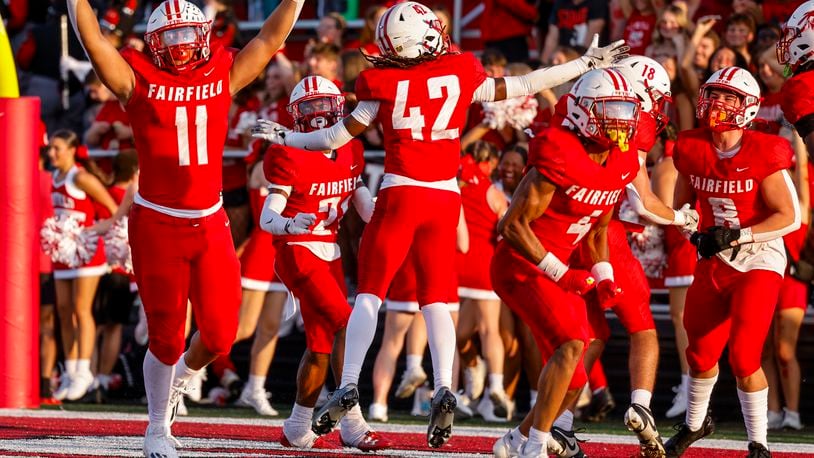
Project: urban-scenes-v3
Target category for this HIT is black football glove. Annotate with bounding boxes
[690,226,740,259]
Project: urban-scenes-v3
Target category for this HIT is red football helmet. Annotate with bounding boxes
[287,76,345,133]
[144,0,211,73]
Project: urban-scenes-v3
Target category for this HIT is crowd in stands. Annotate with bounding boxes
[6,0,810,431]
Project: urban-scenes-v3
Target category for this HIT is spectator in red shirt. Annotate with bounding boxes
[620,0,658,56]
[83,73,133,151]
[480,0,538,63]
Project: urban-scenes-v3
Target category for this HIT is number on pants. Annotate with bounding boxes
[313,196,350,236]
[566,210,603,244]
[708,197,740,227]
[175,105,209,166]
[392,76,461,141]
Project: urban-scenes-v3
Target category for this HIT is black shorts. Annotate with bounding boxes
[40,273,56,306]
[222,187,249,207]
[93,273,137,325]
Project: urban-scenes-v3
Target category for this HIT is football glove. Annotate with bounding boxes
[558,269,596,296]
[284,212,317,235]
[675,203,700,233]
[596,279,623,310]
[581,34,630,70]
[251,119,290,145]
[690,226,740,259]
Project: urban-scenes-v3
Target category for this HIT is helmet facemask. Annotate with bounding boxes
[146,24,211,73]
[289,95,345,133]
[569,95,640,152]
[697,86,756,132]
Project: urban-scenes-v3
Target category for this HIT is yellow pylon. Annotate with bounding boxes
[0,14,20,98]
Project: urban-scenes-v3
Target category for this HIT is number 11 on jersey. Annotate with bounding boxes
[175,105,209,166]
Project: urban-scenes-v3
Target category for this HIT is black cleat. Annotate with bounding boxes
[747,442,771,458]
[664,414,714,458]
[427,387,456,448]
[625,403,666,457]
[582,387,616,422]
[311,384,359,436]
[551,427,587,457]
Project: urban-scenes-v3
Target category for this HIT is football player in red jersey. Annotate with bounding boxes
[66,0,303,455]
[491,68,642,458]
[252,1,628,447]
[259,76,384,452]
[664,67,801,458]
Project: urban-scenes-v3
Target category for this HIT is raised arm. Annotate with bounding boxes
[473,34,629,102]
[230,0,304,94]
[66,0,135,101]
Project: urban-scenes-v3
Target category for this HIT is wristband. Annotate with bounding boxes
[736,227,754,245]
[672,209,685,227]
[591,261,614,282]
[537,252,568,281]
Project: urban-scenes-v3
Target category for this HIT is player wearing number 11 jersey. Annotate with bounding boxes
[66,0,303,456]
[665,67,800,458]
[251,0,628,448]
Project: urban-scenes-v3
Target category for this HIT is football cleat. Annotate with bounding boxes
[664,414,714,458]
[493,428,527,458]
[236,387,279,416]
[311,384,359,435]
[625,403,665,457]
[184,370,206,403]
[143,424,181,458]
[341,430,391,452]
[427,387,457,448]
[65,370,94,401]
[168,382,190,426]
[747,441,771,458]
[490,388,511,420]
[279,429,329,449]
[581,387,616,422]
[551,427,587,458]
[394,365,428,399]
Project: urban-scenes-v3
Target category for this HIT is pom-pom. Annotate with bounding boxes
[40,214,100,268]
[482,95,539,131]
[103,217,132,274]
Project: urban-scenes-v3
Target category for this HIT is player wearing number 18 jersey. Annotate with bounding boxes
[665,67,800,458]
[251,1,629,447]
[67,0,303,455]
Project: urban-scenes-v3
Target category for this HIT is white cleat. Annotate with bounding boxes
[493,428,527,458]
[65,371,94,401]
[518,440,547,458]
[368,403,389,422]
[463,357,486,400]
[477,390,508,423]
[768,410,784,430]
[168,382,189,426]
[185,370,206,403]
[782,409,803,430]
[665,382,687,419]
[53,374,73,401]
[143,424,181,458]
[281,422,322,448]
[394,365,428,399]
[236,387,279,416]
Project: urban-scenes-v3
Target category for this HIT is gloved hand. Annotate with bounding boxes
[557,269,596,295]
[596,279,623,310]
[251,119,290,145]
[675,203,700,233]
[284,212,317,235]
[580,34,630,70]
[690,226,740,258]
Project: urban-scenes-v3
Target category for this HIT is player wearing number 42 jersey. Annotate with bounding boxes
[66,0,304,456]
[252,0,629,448]
[664,67,801,458]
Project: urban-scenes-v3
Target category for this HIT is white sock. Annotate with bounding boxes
[488,373,504,394]
[530,389,538,407]
[421,303,455,395]
[76,359,91,376]
[738,388,768,448]
[509,426,527,448]
[65,359,78,376]
[340,293,383,387]
[681,373,689,388]
[406,354,423,371]
[525,427,551,454]
[340,404,369,443]
[284,403,314,438]
[174,353,201,385]
[143,350,175,427]
[631,389,652,408]
[247,375,266,393]
[553,409,574,430]
[686,375,717,431]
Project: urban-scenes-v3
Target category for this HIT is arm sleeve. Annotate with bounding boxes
[259,189,292,235]
[625,183,677,225]
[352,184,375,223]
[503,58,589,99]
[282,101,378,150]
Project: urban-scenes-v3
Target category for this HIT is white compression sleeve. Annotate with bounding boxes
[625,184,675,226]
[352,185,375,223]
[259,186,292,235]
[503,58,590,99]
[282,101,379,150]
[472,78,496,102]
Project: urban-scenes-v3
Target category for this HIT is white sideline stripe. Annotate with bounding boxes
[2,409,813,454]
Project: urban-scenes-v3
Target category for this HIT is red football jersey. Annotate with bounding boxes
[354,52,487,182]
[780,70,814,126]
[674,129,793,232]
[52,166,98,225]
[263,141,365,243]
[460,171,499,246]
[527,127,640,261]
[121,45,236,211]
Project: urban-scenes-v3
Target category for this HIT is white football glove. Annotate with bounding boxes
[251,119,290,145]
[675,203,700,233]
[580,34,629,70]
[284,212,316,235]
